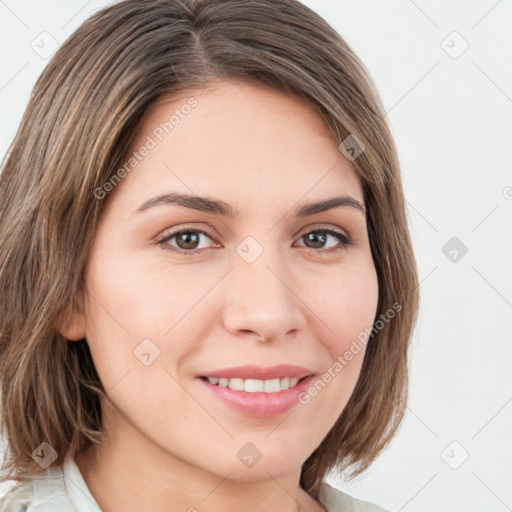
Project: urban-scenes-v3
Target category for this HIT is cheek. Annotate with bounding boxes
[82,250,223,387]
[85,244,216,336]
[82,260,200,428]
[292,262,379,438]
[304,260,379,356]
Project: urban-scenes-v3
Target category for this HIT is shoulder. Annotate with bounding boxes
[0,463,75,512]
[319,482,390,512]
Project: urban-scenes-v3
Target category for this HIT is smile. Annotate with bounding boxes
[197,374,316,418]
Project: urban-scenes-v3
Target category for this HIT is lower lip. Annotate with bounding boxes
[196,375,315,418]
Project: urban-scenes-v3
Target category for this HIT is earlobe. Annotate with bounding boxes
[53,294,86,342]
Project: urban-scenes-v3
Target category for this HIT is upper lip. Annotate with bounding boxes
[199,364,315,381]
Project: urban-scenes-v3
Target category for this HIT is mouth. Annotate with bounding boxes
[195,367,317,418]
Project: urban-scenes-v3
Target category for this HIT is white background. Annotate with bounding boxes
[1,1,511,511]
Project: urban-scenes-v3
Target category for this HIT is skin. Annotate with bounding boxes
[60,80,379,512]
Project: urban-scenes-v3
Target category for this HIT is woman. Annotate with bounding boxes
[0,1,419,510]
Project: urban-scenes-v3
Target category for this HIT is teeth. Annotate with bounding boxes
[206,376,300,393]
[228,378,244,391]
[264,379,280,393]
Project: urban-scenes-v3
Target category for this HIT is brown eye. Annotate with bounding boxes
[296,228,352,252]
[175,231,201,250]
[158,229,216,254]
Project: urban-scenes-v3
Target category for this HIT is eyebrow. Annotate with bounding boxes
[133,192,366,217]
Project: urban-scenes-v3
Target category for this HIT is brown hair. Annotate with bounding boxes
[0,0,419,503]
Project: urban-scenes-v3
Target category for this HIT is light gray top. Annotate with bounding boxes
[0,456,389,512]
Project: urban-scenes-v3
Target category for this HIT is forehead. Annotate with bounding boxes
[110,80,363,214]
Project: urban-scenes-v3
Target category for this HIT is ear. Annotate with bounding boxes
[54,292,86,341]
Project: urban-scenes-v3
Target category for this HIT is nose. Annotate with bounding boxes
[222,253,306,343]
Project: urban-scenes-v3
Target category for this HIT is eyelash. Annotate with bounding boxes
[156,226,353,256]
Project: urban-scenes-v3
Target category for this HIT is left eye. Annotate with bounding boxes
[294,229,351,251]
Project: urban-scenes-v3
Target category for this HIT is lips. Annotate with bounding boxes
[198,364,314,381]
[197,373,317,418]
[195,364,316,417]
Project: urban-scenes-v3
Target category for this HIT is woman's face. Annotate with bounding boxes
[71,80,378,482]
